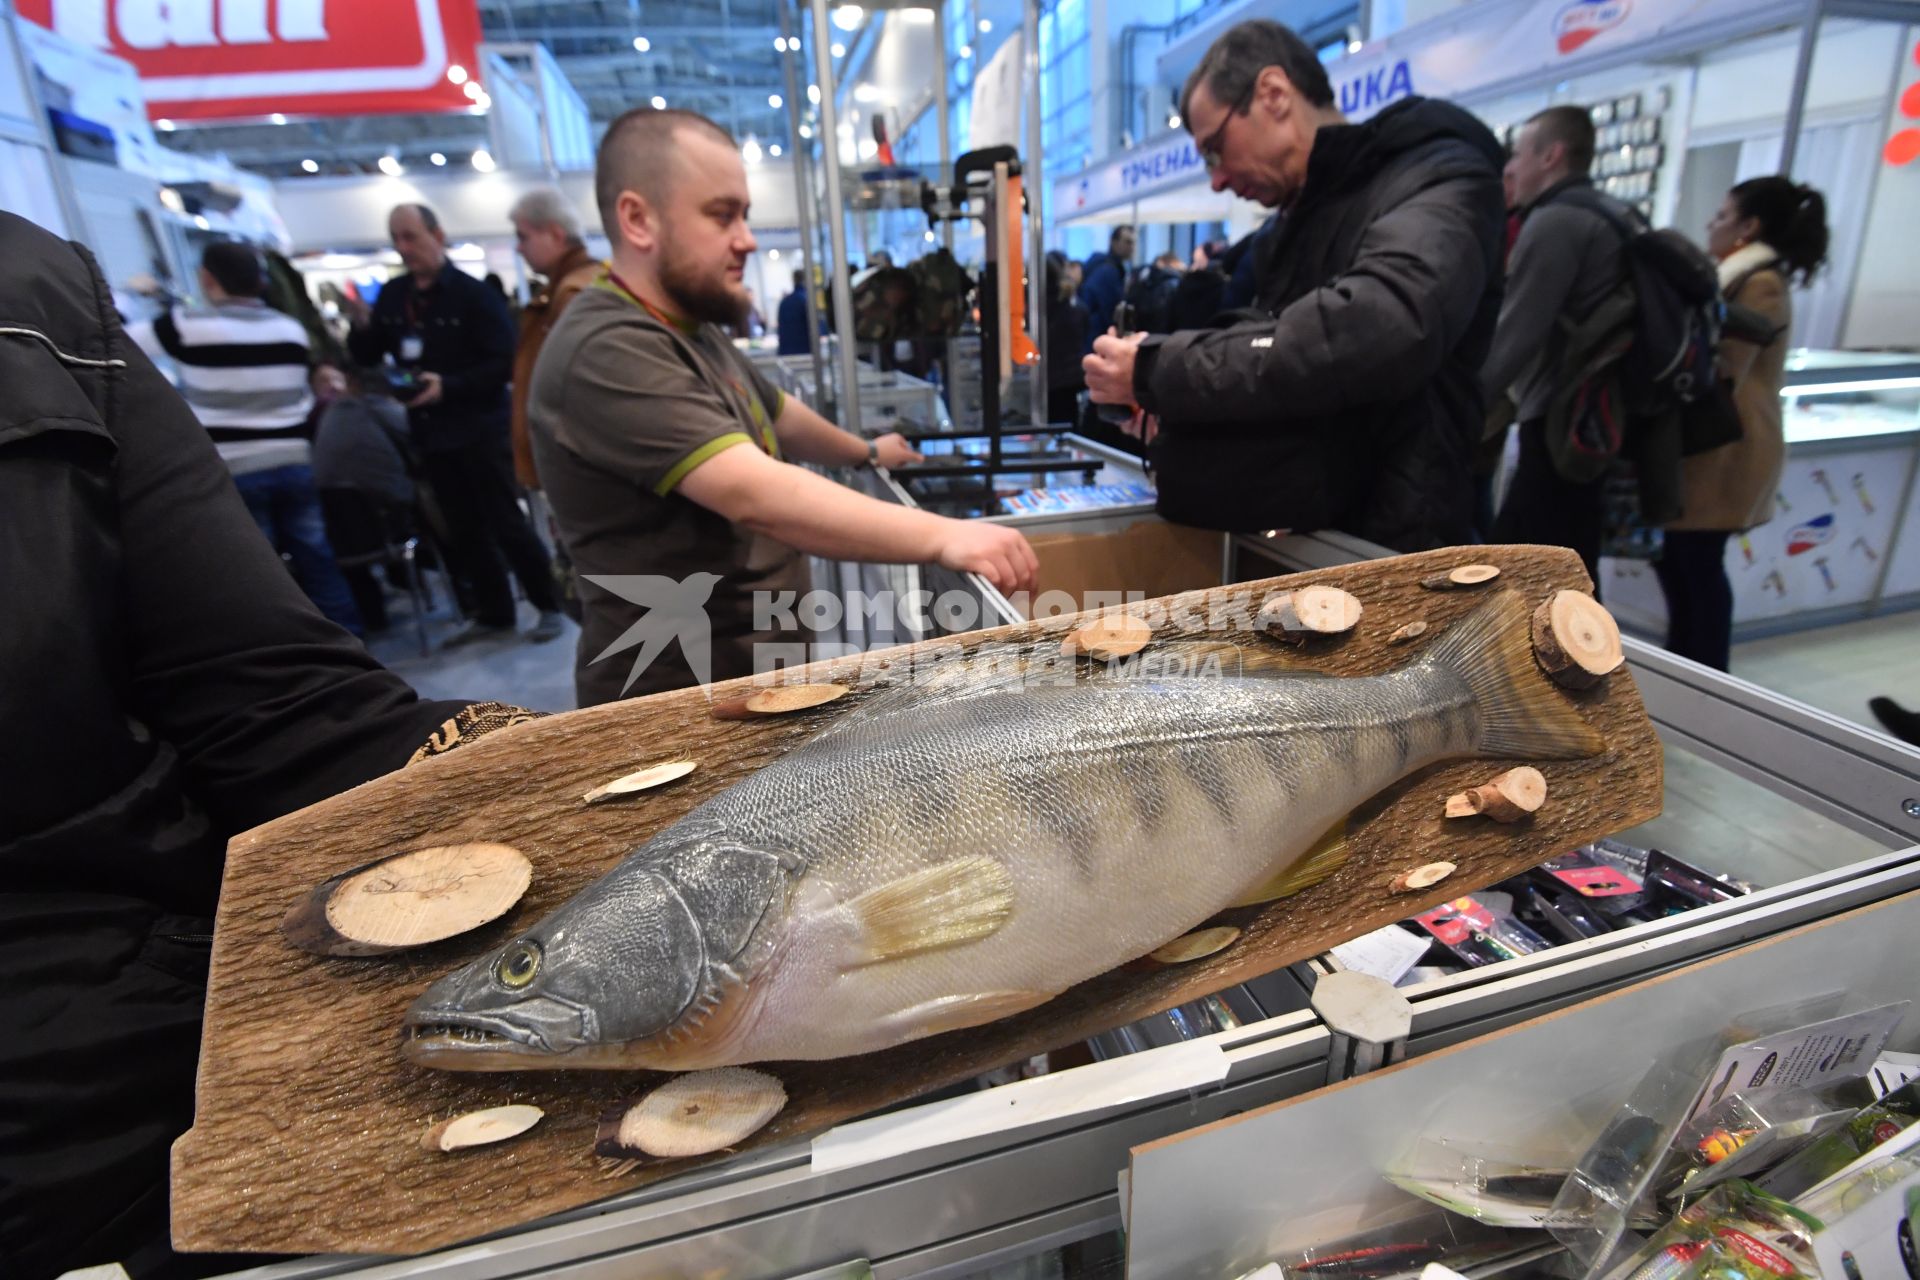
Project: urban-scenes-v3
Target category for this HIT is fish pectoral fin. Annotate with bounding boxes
[843,856,1016,967]
[1231,817,1351,907]
[880,989,1055,1042]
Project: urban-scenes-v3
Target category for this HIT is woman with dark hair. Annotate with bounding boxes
[1655,175,1829,671]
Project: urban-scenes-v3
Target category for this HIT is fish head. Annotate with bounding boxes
[402,834,803,1071]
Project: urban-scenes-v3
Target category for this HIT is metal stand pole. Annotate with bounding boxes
[778,0,829,408]
[1022,0,1046,428]
[809,0,865,435]
[1777,0,1823,175]
[935,0,954,252]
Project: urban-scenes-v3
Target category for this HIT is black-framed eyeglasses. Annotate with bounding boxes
[1196,78,1258,171]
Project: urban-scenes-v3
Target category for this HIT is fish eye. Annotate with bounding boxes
[495,941,542,990]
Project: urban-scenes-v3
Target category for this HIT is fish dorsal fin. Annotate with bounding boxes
[843,856,1016,968]
[1230,817,1351,907]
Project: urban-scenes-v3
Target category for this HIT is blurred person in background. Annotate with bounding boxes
[1044,250,1090,426]
[510,187,602,617]
[1078,224,1136,353]
[132,240,363,637]
[346,203,564,646]
[310,363,418,633]
[1655,176,1827,672]
[777,267,813,355]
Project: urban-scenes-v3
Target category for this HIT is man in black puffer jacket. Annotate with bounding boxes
[0,210,529,1280]
[1085,20,1505,552]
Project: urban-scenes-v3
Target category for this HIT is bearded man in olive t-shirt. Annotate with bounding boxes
[528,108,1037,705]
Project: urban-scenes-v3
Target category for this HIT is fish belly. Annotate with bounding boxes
[708,670,1473,1062]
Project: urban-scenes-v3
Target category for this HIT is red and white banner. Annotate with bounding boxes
[16,0,484,122]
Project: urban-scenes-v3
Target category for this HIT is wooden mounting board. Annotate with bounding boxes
[171,545,1662,1256]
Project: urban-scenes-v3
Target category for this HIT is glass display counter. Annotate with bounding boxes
[1603,350,1920,640]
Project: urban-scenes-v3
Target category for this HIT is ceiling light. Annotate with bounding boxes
[193,215,210,229]
[799,124,813,138]
[959,43,973,58]
[807,84,821,104]
[857,137,878,159]
[774,35,787,51]
[769,249,781,260]
[301,158,318,173]
[831,5,863,31]
[158,187,185,212]
[468,104,488,116]
[651,95,667,109]
[1347,39,1363,53]
[447,64,468,84]
[853,84,881,102]
[743,138,764,163]
[924,229,936,242]
[270,112,287,125]
[770,143,782,157]
[430,152,446,166]
[156,118,175,130]
[902,7,935,21]
[830,41,846,58]
[632,35,650,52]
[471,149,496,172]
[378,155,404,176]
[473,92,492,110]
[978,18,992,32]
[1167,112,1181,129]
[769,93,783,108]
[463,81,482,99]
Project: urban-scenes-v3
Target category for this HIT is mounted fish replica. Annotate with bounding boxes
[403,592,1601,1071]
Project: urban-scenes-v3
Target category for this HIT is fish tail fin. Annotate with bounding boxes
[1420,591,1605,760]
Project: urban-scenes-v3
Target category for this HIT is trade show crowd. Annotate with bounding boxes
[2,15,1909,1280]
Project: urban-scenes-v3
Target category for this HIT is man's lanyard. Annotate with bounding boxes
[603,267,690,333]
[598,269,780,457]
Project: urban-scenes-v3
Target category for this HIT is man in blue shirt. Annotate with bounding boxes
[776,268,812,356]
[1077,224,1135,352]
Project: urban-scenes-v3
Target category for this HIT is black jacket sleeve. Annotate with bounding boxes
[1134,164,1500,430]
[345,285,398,367]
[108,297,469,833]
[438,282,516,406]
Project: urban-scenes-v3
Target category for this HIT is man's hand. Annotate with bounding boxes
[871,432,924,469]
[341,295,372,329]
[1084,330,1146,406]
[407,371,444,408]
[935,522,1040,597]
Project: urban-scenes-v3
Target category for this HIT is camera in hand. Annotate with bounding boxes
[367,364,421,399]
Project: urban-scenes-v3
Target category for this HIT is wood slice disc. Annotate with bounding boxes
[282,843,532,957]
[710,683,849,721]
[1446,767,1548,823]
[1531,590,1624,689]
[1148,926,1242,964]
[582,760,698,805]
[597,1068,787,1159]
[1061,614,1154,661]
[1391,861,1457,893]
[1421,564,1501,590]
[423,1105,544,1152]
[1259,585,1363,638]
